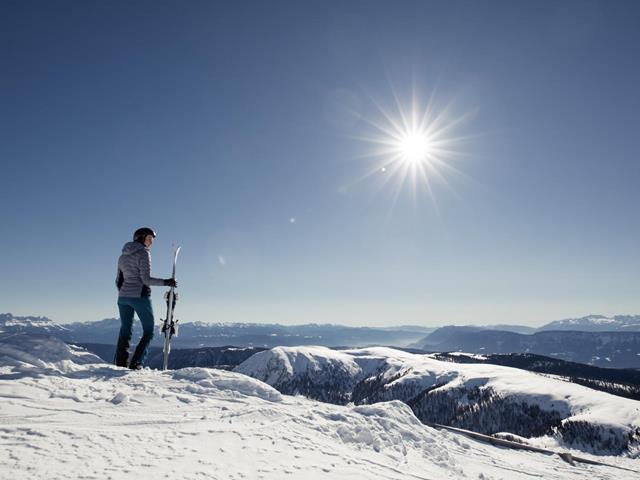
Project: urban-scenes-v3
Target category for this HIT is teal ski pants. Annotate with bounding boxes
[115,296,155,368]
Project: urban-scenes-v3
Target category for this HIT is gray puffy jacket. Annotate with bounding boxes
[116,241,165,297]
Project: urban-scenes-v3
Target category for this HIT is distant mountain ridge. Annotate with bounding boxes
[415,316,640,345]
[416,328,640,368]
[75,342,265,370]
[538,314,640,332]
[3,313,639,366]
[0,313,433,349]
[0,313,71,337]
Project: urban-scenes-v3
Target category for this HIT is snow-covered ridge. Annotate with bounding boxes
[539,315,640,331]
[2,333,639,479]
[235,346,640,456]
[0,333,101,371]
[0,313,69,333]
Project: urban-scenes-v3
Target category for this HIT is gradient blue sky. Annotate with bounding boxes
[2,0,639,326]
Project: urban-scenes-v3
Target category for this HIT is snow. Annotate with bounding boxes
[448,352,488,360]
[170,367,282,402]
[569,316,618,325]
[237,346,366,384]
[0,334,102,371]
[1,334,639,479]
[0,313,70,335]
[540,315,640,331]
[235,346,640,453]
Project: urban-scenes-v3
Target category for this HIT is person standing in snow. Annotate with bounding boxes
[114,227,177,369]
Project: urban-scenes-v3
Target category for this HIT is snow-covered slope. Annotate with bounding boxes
[0,313,71,337]
[2,334,639,479]
[539,315,640,332]
[235,346,640,455]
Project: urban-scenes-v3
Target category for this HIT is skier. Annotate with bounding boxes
[114,227,177,369]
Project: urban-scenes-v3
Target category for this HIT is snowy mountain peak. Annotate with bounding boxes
[0,313,69,334]
[540,314,640,332]
[236,346,365,388]
[1,312,54,326]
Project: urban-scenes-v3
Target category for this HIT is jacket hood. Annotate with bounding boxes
[121,241,146,255]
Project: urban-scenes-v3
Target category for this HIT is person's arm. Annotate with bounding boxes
[116,268,124,290]
[139,250,168,286]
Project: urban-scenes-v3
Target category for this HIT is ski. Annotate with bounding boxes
[161,245,181,370]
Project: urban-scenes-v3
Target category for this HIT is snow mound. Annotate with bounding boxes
[235,346,391,404]
[0,333,281,403]
[171,367,282,402]
[235,346,363,383]
[110,391,129,405]
[0,333,102,373]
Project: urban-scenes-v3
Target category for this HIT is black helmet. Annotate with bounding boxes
[133,227,156,243]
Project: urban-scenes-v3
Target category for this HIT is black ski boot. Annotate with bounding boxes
[114,335,130,367]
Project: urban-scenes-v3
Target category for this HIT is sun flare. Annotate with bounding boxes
[354,86,476,208]
[397,131,433,165]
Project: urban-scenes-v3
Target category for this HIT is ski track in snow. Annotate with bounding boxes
[0,335,639,480]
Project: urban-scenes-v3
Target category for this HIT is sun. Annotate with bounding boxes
[397,131,433,165]
[352,85,476,208]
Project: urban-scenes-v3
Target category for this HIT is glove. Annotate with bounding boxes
[164,278,178,288]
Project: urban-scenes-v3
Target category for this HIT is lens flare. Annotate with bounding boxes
[351,85,476,210]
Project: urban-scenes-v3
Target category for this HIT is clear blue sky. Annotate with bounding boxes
[2,0,639,326]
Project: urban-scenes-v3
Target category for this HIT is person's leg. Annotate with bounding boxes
[129,297,155,368]
[115,299,135,367]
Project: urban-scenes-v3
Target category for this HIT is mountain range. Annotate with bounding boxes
[75,342,265,370]
[0,313,433,348]
[416,327,640,368]
[3,312,640,368]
